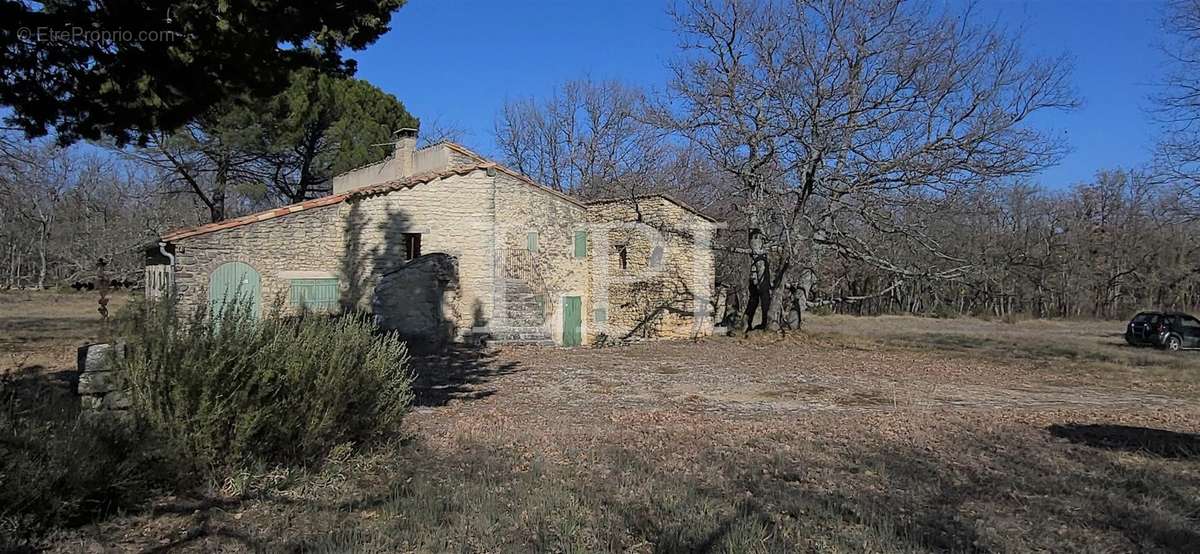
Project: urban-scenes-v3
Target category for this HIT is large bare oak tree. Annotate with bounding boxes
[658,0,1077,331]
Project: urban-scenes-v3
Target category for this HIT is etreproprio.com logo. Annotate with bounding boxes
[17,26,182,43]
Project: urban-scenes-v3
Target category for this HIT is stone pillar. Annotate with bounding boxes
[76,343,131,414]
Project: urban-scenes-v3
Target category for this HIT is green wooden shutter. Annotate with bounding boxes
[527,231,539,253]
[289,278,339,312]
[574,231,587,258]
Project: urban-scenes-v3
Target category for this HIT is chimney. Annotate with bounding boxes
[393,127,418,177]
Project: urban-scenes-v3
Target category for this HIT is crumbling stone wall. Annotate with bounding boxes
[586,197,717,341]
[76,342,130,417]
[372,253,460,349]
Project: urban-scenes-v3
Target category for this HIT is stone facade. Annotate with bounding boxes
[345,169,497,341]
[169,204,344,318]
[492,171,590,344]
[157,138,717,347]
[586,196,718,341]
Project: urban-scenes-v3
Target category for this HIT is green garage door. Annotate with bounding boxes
[562,296,582,347]
[209,262,262,319]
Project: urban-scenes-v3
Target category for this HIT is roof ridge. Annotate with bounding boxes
[440,141,489,162]
[347,164,496,199]
[161,192,350,241]
[161,166,495,242]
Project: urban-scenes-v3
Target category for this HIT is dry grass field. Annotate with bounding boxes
[3,291,1199,552]
[0,290,133,372]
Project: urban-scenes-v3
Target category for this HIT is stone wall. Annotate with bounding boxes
[493,171,590,344]
[586,197,717,341]
[372,253,461,350]
[76,342,130,417]
[170,169,499,343]
[171,205,344,318]
[346,169,496,340]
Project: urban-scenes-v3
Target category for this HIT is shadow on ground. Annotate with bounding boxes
[1048,423,1200,459]
[408,346,520,407]
[0,364,79,416]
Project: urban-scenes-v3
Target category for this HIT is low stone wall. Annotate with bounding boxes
[76,343,131,415]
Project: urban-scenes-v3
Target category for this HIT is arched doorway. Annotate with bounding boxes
[209,261,262,319]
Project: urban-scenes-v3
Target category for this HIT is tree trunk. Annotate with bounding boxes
[210,163,228,222]
[37,219,48,289]
[764,264,789,331]
[743,228,771,333]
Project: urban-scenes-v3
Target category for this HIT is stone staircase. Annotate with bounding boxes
[487,278,555,346]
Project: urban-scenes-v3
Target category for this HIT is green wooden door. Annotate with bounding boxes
[209,262,261,319]
[562,296,582,346]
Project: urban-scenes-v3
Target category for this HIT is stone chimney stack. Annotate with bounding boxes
[393,127,418,177]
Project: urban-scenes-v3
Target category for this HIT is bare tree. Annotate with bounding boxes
[657,0,1077,331]
[1153,0,1200,214]
[0,137,192,288]
[494,79,673,198]
[417,116,469,148]
[122,121,265,223]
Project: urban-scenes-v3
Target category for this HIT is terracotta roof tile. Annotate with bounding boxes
[161,166,494,242]
[347,164,492,199]
[160,193,350,241]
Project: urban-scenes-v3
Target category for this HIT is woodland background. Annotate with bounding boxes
[4,0,1200,324]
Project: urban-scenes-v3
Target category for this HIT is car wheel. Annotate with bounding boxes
[1166,335,1182,351]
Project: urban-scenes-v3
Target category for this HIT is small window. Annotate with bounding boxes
[649,245,663,268]
[289,278,339,312]
[1184,317,1200,329]
[574,231,587,258]
[527,231,539,253]
[617,244,628,270]
[404,233,422,261]
[594,307,607,323]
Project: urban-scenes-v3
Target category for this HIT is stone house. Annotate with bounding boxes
[150,129,719,347]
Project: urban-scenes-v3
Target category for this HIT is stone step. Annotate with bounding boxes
[487,326,553,342]
[488,338,557,347]
[505,299,543,308]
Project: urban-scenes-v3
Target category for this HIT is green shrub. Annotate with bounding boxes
[118,295,414,473]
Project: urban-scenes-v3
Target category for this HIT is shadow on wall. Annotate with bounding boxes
[618,274,703,340]
[340,200,461,351]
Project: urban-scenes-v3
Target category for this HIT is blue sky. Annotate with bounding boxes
[351,0,1170,189]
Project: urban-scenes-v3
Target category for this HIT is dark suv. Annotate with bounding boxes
[1125,311,1200,350]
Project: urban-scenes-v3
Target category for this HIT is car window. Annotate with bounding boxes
[1183,317,1200,329]
[1133,313,1160,324]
